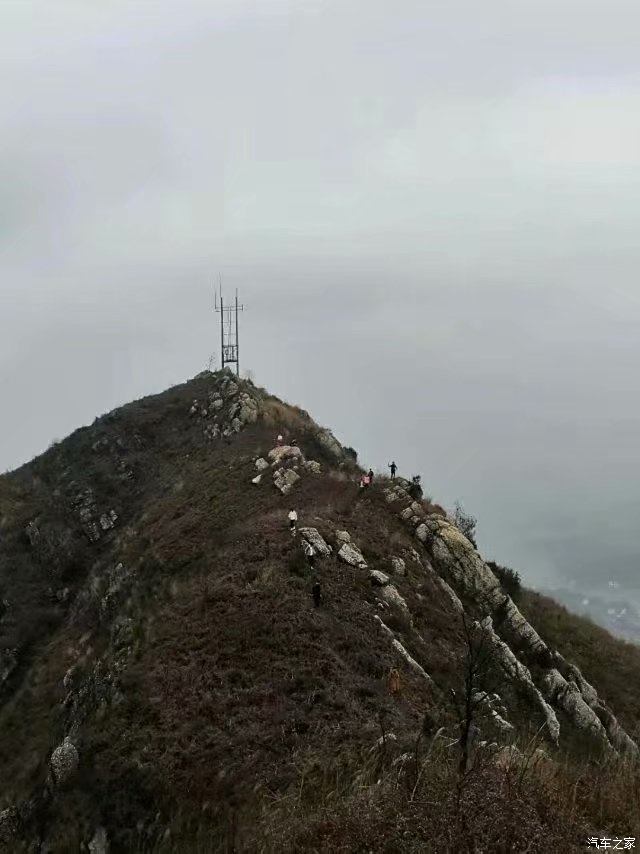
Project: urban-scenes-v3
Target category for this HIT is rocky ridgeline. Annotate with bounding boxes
[189,374,259,440]
[384,479,639,757]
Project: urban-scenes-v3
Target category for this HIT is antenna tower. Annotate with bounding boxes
[214,278,245,377]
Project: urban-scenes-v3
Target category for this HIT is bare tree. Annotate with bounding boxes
[453,502,477,547]
[451,614,506,778]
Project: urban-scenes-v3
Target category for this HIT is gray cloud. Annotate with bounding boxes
[3,1,640,616]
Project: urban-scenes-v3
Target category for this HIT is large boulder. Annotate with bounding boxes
[268,445,304,466]
[369,570,390,586]
[50,736,79,786]
[273,469,300,495]
[298,528,332,557]
[338,543,367,569]
[255,458,270,471]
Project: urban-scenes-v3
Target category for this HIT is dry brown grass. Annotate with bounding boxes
[1,372,640,851]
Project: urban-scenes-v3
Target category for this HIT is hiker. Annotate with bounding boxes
[388,461,397,479]
[288,509,298,534]
[388,668,401,695]
[312,580,321,608]
[302,539,316,569]
[359,473,370,490]
[291,438,298,447]
[277,434,284,446]
[368,469,374,483]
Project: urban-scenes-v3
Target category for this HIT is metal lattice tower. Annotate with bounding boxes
[214,280,245,377]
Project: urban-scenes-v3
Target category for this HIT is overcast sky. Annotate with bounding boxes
[2,1,640,621]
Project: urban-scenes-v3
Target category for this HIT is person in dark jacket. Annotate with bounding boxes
[388,461,397,479]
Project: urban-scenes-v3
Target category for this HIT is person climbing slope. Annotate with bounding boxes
[288,508,298,534]
[368,469,374,484]
[312,580,321,608]
[388,461,397,479]
[302,539,316,569]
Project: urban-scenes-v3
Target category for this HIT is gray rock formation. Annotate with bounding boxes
[315,428,344,460]
[392,639,432,682]
[381,585,408,611]
[541,669,612,749]
[273,468,300,495]
[373,615,394,638]
[50,736,79,786]
[479,617,560,744]
[298,528,332,556]
[472,691,514,732]
[268,445,304,465]
[337,543,367,569]
[390,556,406,575]
[255,457,269,471]
[335,530,351,544]
[369,570,390,586]
[251,474,263,485]
[303,460,322,474]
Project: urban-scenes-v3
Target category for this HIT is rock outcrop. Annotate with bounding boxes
[50,736,79,786]
[392,639,432,682]
[541,669,611,749]
[298,528,332,557]
[338,543,367,569]
[314,428,344,461]
[478,617,560,745]
[381,585,408,611]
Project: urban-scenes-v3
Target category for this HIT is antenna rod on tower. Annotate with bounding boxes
[235,289,240,377]
[214,277,245,376]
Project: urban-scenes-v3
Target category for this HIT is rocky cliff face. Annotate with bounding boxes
[0,370,637,851]
[384,483,638,759]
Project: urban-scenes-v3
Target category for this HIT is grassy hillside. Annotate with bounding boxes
[0,371,638,851]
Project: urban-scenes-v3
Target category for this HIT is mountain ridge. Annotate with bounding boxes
[0,369,638,851]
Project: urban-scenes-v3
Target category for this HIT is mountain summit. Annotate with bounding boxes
[0,370,638,851]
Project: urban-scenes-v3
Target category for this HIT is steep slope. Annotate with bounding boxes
[0,370,638,852]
